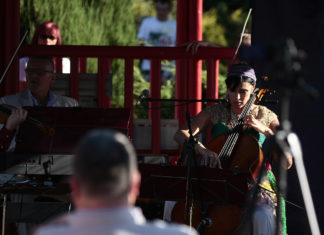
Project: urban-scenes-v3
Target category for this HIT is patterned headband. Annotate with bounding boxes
[227,64,257,81]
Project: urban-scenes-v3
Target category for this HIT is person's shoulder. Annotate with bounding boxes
[146,219,198,235]
[34,214,70,235]
[1,91,25,99]
[167,18,176,25]
[141,16,156,24]
[252,104,278,126]
[205,102,228,113]
[0,91,26,106]
[54,94,79,107]
[253,104,277,116]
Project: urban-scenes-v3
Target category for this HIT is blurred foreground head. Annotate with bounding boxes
[71,129,140,208]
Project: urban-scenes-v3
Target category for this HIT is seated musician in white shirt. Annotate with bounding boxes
[0,56,78,155]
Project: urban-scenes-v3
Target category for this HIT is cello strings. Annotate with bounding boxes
[219,92,257,161]
[223,96,256,159]
[220,132,238,160]
[221,104,250,160]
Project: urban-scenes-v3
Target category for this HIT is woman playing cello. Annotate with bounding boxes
[173,62,293,235]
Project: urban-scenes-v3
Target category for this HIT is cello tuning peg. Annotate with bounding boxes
[261,75,269,81]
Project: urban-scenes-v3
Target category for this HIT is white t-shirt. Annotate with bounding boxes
[137,17,176,71]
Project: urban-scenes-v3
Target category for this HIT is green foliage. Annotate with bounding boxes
[201,67,227,101]
[132,0,156,29]
[202,3,251,47]
[133,64,149,118]
[21,0,136,46]
[202,8,228,46]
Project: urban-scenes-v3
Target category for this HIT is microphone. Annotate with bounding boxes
[136,89,150,105]
[197,217,212,233]
[200,218,212,227]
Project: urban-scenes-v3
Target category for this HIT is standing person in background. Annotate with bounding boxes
[34,129,197,235]
[19,21,70,90]
[137,0,176,83]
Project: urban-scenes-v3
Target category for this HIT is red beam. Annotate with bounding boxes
[19,45,235,60]
[176,0,189,45]
[124,59,134,139]
[1,0,20,95]
[206,59,219,103]
[98,57,109,108]
[206,59,219,143]
[69,57,79,100]
[149,59,161,154]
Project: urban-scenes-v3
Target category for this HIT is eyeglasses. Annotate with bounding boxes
[25,68,54,76]
[40,34,56,40]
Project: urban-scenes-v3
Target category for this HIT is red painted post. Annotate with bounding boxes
[175,60,189,128]
[175,0,189,123]
[206,59,219,143]
[105,59,111,107]
[206,59,219,103]
[55,58,63,73]
[69,57,79,100]
[150,59,161,154]
[175,0,189,46]
[188,59,202,116]
[124,59,134,139]
[188,0,203,116]
[97,57,109,108]
[175,0,203,124]
[79,57,87,73]
[0,0,20,96]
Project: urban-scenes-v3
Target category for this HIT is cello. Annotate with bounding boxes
[172,88,269,235]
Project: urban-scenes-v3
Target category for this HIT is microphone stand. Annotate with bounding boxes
[181,111,197,227]
[139,96,218,231]
[237,38,320,235]
[179,111,211,233]
[272,39,320,235]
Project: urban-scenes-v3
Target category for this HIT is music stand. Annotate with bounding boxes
[2,107,131,171]
[139,164,249,205]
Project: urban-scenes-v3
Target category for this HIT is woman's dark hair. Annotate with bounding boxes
[225,62,256,91]
[226,75,256,92]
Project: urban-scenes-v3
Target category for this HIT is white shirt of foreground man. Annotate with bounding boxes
[34,130,197,235]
